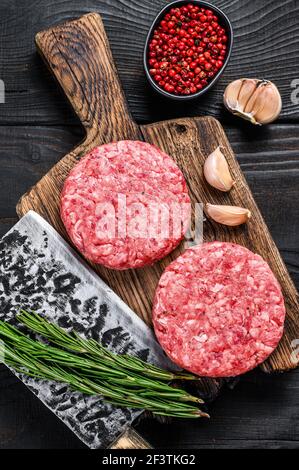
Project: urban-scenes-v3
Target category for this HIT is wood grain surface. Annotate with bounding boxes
[17,12,299,376]
[0,0,299,450]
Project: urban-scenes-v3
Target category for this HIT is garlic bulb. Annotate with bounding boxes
[224,79,282,125]
[204,147,235,192]
[205,204,251,227]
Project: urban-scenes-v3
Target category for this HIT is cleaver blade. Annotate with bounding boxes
[0,211,172,449]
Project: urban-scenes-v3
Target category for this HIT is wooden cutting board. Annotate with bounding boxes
[17,11,299,387]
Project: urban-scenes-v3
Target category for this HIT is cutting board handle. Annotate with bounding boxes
[35,13,140,145]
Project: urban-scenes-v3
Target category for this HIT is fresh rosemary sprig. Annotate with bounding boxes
[17,310,197,382]
[0,312,209,419]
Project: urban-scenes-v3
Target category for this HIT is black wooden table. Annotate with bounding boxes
[0,0,298,449]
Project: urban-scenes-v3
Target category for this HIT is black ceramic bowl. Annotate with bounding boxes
[144,0,233,100]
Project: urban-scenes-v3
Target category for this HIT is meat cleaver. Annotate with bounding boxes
[0,211,174,449]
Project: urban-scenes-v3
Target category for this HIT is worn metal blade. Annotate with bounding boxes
[0,211,172,449]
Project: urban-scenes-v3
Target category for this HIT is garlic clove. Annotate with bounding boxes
[237,79,258,111]
[223,78,282,125]
[205,204,251,227]
[223,79,243,111]
[244,85,264,123]
[204,147,235,192]
[254,82,282,125]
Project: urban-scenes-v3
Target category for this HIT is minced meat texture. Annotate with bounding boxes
[153,242,286,377]
[60,141,190,270]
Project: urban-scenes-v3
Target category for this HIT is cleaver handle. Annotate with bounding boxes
[110,428,152,449]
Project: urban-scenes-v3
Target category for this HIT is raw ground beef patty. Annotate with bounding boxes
[60,141,190,270]
[153,242,286,377]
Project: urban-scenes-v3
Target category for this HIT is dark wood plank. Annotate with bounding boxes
[0,218,17,238]
[0,125,83,218]
[0,0,298,125]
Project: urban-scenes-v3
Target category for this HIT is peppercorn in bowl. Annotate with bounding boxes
[144,0,233,100]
